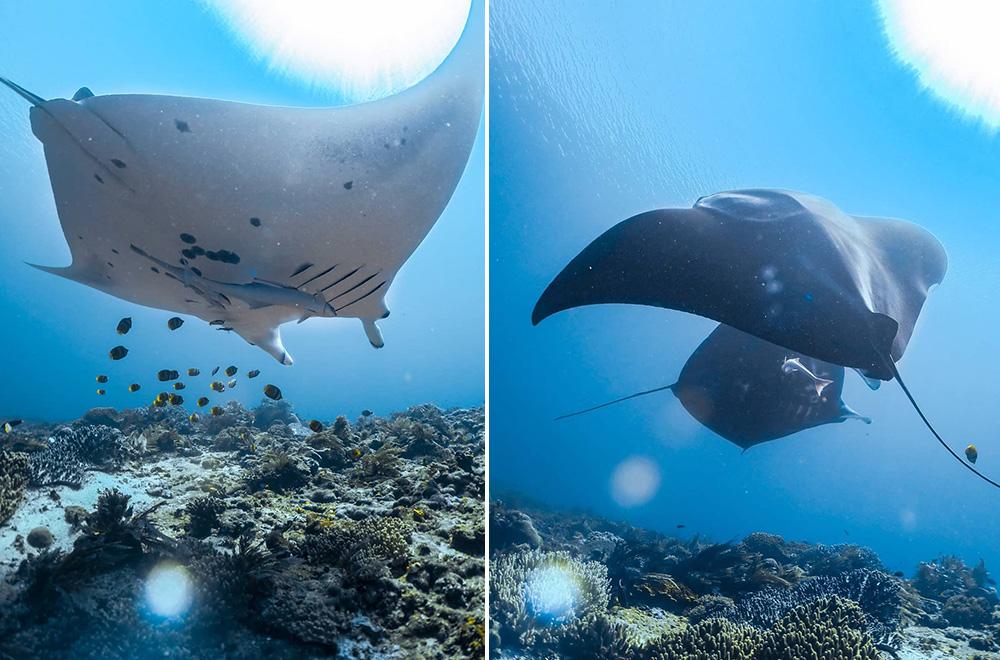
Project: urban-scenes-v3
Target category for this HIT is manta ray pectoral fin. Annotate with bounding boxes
[0,76,45,106]
[838,402,871,425]
[854,369,882,390]
[362,319,384,349]
[231,322,293,366]
[27,262,98,286]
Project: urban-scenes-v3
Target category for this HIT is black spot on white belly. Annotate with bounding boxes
[94,174,104,184]
[205,249,240,265]
[250,217,262,227]
[180,233,197,244]
[343,181,353,190]
[175,119,190,133]
[110,159,126,169]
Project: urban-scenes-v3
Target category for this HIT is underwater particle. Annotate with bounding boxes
[173,382,186,390]
[196,397,209,407]
[167,317,184,331]
[96,388,106,395]
[210,381,225,392]
[211,366,220,376]
[187,368,200,377]
[610,456,661,507]
[168,394,184,406]
[144,560,193,619]
[247,369,260,379]
[189,412,199,423]
[362,409,373,417]
[109,345,128,360]
[227,379,237,389]
[966,444,979,464]
[308,420,324,433]
[263,384,282,401]
[96,375,108,383]
[211,406,223,416]
[225,365,238,377]
[128,383,141,393]
[116,317,132,335]
[157,369,180,382]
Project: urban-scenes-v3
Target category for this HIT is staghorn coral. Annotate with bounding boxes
[639,618,763,660]
[756,596,880,659]
[491,549,611,652]
[0,450,29,524]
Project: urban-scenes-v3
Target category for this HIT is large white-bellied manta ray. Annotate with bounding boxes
[535,189,1000,490]
[0,0,483,366]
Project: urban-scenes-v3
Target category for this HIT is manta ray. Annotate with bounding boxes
[0,0,483,365]
[536,189,1000,489]
[558,323,870,450]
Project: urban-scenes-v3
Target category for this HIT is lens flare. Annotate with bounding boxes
[610,456,661,507]
[144,561,193,619]
[203,0,472,102]
[524,564,580,624]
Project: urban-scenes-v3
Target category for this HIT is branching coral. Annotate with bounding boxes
[756,596,880,659]
[296,515,411,579]
[28,425,141,487]
[639,617,763,660]
[716,568,902,650]
[491,549,611,652]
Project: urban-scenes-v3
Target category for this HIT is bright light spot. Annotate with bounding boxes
[878,0,1000,128]
[203,0,471,101]
[610,456,661,507]
[144,561,193,619]
[524,565,579,624]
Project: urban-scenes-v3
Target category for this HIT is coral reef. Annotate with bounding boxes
[489,498,999,659]
[0,403,484,659]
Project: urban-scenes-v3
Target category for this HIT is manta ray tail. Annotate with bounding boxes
[556,383,677,421]
[0,76,45,106]
[881,352,1000,490]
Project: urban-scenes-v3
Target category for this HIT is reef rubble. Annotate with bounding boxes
[490,498,1000,659]
[0,403,485,659]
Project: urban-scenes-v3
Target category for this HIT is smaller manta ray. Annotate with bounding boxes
[0,0,483,365]
[558,324,870,450]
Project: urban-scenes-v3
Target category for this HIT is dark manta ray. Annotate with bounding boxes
[535,189,1000,489]
[559,324,870,450]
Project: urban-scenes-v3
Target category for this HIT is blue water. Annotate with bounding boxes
[490,0,1000,574]
[0,1,484,423]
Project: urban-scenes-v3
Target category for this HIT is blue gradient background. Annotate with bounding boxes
[490,0,1000,573]
[0,1,484,422]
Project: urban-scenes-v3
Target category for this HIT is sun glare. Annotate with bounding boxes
[878,0,1000,129]
[203,0,471,102]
